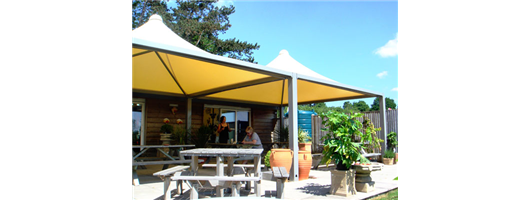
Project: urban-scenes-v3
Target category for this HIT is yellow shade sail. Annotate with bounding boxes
[132,14,382,106]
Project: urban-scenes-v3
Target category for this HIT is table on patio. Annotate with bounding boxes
[132,145,196,185]
[178,148,263,197]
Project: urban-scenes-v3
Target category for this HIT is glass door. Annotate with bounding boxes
[220,109,251,143]
[237,111,250,143]
[133,99,145,146]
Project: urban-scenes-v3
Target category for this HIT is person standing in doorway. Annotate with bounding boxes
[217,116,231,144]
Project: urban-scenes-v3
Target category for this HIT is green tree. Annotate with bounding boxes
[343,101,353,111]
[132,0,260,63]
[353,101,370,112]
[370,97,397,111]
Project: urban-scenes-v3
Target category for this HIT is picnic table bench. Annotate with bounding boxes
[172,173,262,199]
[152,165,190,200]
[202,163,265,190]
[272,167,289,199]
[132,145,199,186]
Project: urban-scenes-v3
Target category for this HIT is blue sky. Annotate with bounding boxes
[173,0,398,108]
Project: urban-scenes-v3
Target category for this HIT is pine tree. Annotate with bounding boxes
[132,0,260,63]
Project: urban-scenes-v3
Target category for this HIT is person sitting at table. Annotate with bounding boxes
[239,126,263,164]
[241,126,263,149]
[217,116,231,144]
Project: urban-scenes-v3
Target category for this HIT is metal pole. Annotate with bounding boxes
[378,95,387,155]
[288,73,299,182]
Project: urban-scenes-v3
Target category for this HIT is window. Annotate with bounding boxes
[133,98,146,145]
[204,105,251,143]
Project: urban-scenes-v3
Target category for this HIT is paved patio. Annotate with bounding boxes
[133,163,398,200]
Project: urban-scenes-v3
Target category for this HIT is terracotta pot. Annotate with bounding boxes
[270,149,293,174]
[298,143,312,152]
[394,153,398,164]
[383,158,394,165]
[298,150,312,180]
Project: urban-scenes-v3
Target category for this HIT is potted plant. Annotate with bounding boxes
[171,125,188,145]
[383,149,395,165]
[321,111,370,170]
[160,118,173,145]
[321,110,369,197]
[298,127,312,151]
[191,125,213,148]
[387,131,398,164]
[296,127,312,180]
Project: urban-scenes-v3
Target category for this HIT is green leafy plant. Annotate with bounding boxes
[383,149,395,159]
[171,125,188,145]
[191,125,213,148]
[264,150,271,168]
[320,110,370,169]
[298,127,311,143]
[160,124,173,134]
[387,131,398,151]
[361,117,383,153]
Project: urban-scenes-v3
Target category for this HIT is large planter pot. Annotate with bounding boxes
[298,150,312,180]
[382,158,394,165]
[270,149,293,174]
[298,142,312,152]
[329,169,356,197]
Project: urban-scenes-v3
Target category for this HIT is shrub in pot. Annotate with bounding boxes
[387,131,398,163]
[298,127,312,151]
[320,111,370,170]
[383,150,395,165]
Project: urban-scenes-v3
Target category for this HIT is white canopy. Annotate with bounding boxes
[132,14,388,182]
[266,49,335,82]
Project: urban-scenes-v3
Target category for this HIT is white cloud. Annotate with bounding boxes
[391,87,398,91]
[375,33,398,58]
[214,0,235,7]
[377,71,388,79]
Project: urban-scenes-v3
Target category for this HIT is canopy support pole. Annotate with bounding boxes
[378,95,387,155]
[288,73,299,182]
[279,79,285,143]
[187,98,193,143]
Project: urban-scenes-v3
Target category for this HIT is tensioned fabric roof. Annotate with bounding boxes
[133,14,382,106]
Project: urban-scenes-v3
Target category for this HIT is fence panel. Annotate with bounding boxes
[310,109,398,154]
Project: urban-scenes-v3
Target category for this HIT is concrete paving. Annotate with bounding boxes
[133,163,398,200]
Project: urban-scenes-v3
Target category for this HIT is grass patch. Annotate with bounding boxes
[366,188,398,200]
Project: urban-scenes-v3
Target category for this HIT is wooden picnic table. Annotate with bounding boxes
[178,148,263,197]
[132,144,196,186]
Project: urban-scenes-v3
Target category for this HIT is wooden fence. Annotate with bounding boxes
[311,109,398,153]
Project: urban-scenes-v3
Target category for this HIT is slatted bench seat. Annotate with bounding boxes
[202,163,265,190]
[172,174,262,199]
[272,167,289,199]
[201,164,265,168]
[133,160,192,166]
[152,165,190,200]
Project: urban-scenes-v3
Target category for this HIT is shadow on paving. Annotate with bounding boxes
[296,183,331,196]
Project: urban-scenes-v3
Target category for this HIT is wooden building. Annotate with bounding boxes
[133,93,278,153]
